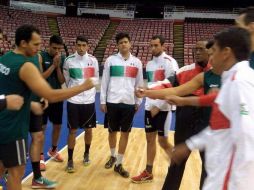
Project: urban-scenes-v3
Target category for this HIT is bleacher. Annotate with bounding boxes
[183,19,233,64]
[0,6,51,53]
[103,20,174,67]
[0,4,238,68]
[57,17,110,55]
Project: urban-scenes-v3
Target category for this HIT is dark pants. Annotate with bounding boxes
[162,106,208,190]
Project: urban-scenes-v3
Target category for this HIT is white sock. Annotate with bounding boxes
[116,154,123,166]
[110,148,116,157]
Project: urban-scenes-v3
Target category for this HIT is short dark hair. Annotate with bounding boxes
[214,27,251,61]
[49,35,63,45]
[76,35,88,44]
[115,32,130,44]
[239,7,254,25]
[15,24,40,46]
[152,35,165,45]
[206,40,214,49]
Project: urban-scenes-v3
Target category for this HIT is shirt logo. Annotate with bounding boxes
[209,84,219,88]
[145,124,152,129]
[0,63,10,75]
[240,103,249,115]
[130,62,135,67]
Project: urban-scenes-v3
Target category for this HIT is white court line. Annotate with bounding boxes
[22,131,85,183]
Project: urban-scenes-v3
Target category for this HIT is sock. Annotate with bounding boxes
[146,165,153,174]
[85,144,91,154]
[68,148,74,161]
[32,162,42,180]
[116,154,123,166]
[110,148,115,157]
[52,145,57,152]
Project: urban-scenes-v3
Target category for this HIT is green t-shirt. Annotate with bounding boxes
[203,70,221,123]
[0,51,31,144]
[40,51,64,89]
[27,54,41,102]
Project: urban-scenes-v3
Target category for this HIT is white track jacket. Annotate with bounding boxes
[63,52,99,104]
[145,52,178,111]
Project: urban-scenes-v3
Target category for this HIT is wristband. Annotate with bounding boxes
[0,95,7,111]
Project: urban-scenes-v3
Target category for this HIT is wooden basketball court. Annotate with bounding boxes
[22,126,201,190]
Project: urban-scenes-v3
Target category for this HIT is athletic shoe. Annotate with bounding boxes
[31,176,57,189]
[40,155,46,171]
[66,160,75,173]
[47,148,64,162]
[3,170,8,183]
[131,170,153,183]
[114,164,129,178]
[105,156,116,169]
[83,153,91,166]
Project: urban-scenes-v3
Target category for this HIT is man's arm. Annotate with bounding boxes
[40,54,56,79]
[0,95,24,111]
[166,92,217,107]
[100,60,110,113]
[143,72,204,99]
[134,60,144,107]
[19,62,94,103]
[63,59,69,86]
[55,55,65,85]
[94,58,100,84]
[38,54,43,72]
[30,101,44,115]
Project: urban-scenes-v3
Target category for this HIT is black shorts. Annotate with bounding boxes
[0,139,27,168]
[67,102,96,129]
[29,112,43,133]
[145,111,172,136]
[104,103,135,133]
[42,102,63,125]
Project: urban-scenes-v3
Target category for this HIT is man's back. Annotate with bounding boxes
[0,51,31,143]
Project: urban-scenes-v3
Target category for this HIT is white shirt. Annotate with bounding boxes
[216,61,254,190]
[100,52,143,105]
[188,61,254,190]
[145,52,178,111]
[63,52,99,104]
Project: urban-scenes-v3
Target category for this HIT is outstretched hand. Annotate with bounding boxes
[165,95,184,106]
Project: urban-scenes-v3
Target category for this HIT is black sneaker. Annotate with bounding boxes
[83,153,91,166]
[105,156,116,169]
[114,164,129,178]
[66,160,75,173]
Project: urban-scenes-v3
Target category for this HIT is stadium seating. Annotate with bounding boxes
[102,20,174,67]
[57,17,110,55]
[0,6,51,52]
[183,21,232,64]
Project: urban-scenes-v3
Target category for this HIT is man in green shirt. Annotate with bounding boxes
[0,24,94,190]
[40,35,66,166]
